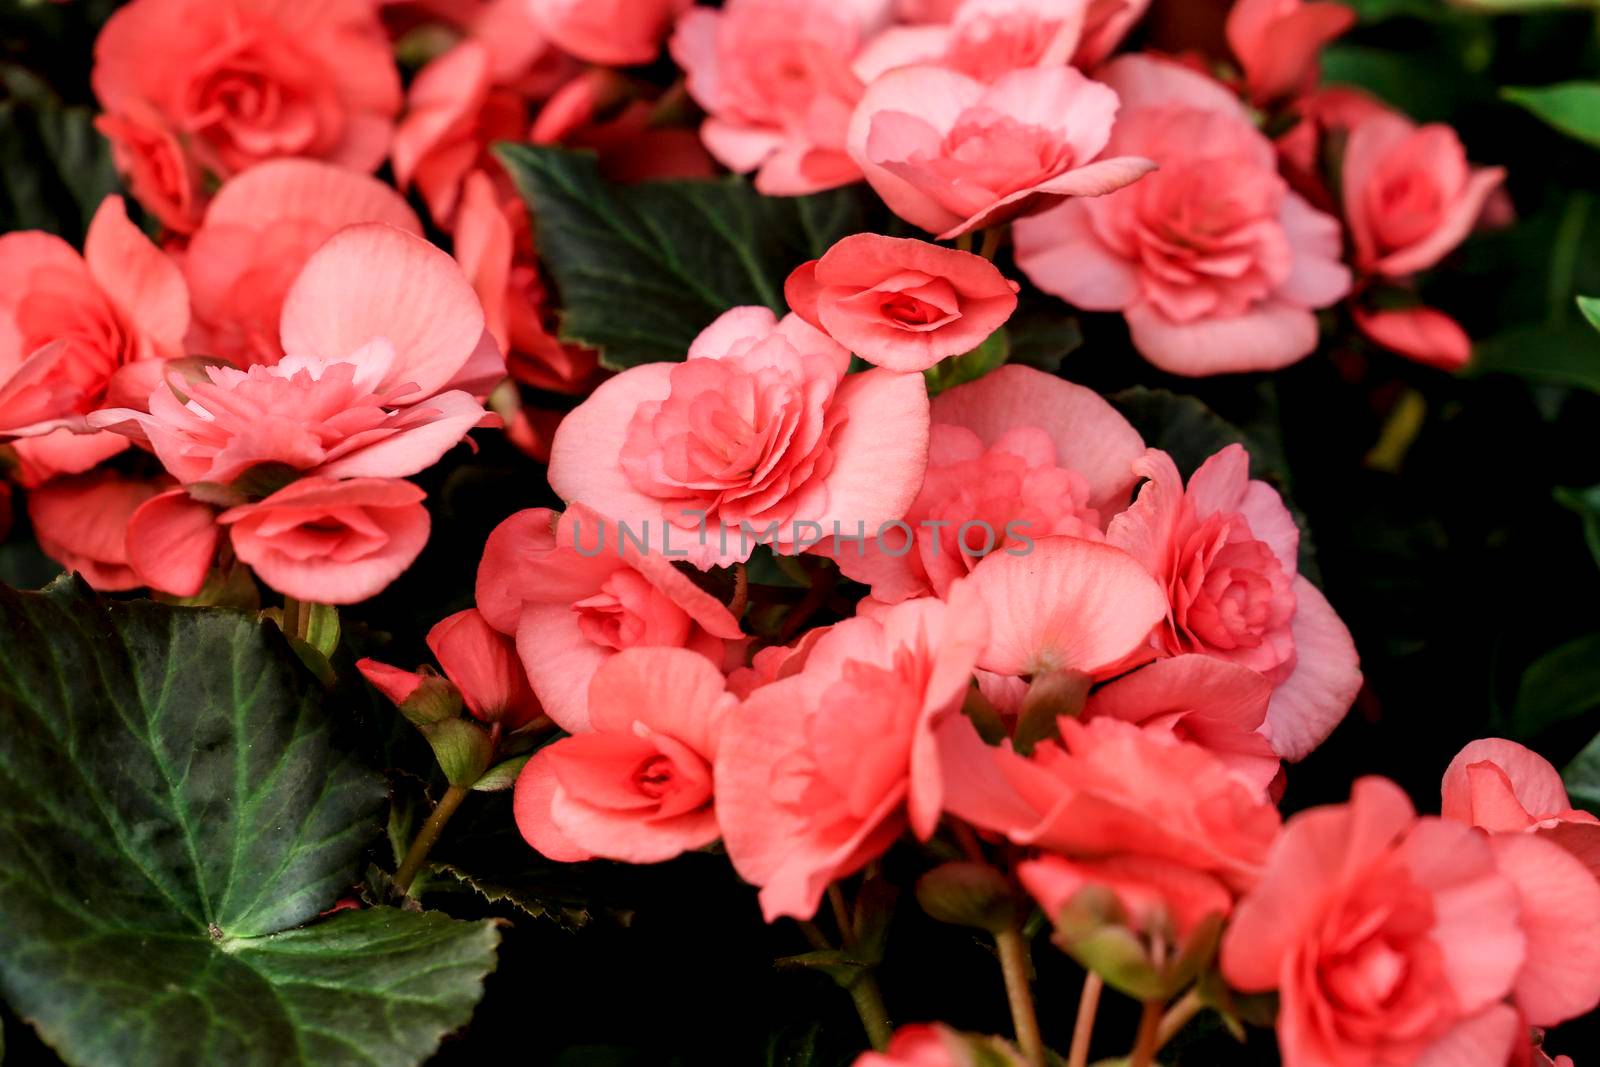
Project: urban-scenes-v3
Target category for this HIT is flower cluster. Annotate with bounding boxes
[0,1,1580,1065]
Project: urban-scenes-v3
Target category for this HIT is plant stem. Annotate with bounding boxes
[995,925,1045,1067]
[829,882,854,943]
[393,784,469,896]
[850,970,894,1052]
[1128,1000,1164,1067]
[1066,972,1102,1067]
[727,561,749,617]
[979,226,1004,261]
[1156,988,1203,1050]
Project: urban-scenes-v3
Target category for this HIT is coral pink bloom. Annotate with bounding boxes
[1108,445,1361,761]
[829,365,1146,604]
[183,159,422,368]
[1015,55,1350,375]
[0,196,187,473]
[1226,0,1356,104]
[672,0,890,195]
[454,171,603,396]
[939,716,1280,893]
[95,225,495,485]
[548,306,930,569]
[716,586,989,921]
[1443,738,1600,880]
[961,535,1168,680]
[1353,304,1473,372]
[1343,108,1506,279]
[848,64,1154,240]
[95,104,206,234]
[854,0,1089,85]
[93,0,400,181]
[1488,833,1600,1029]
[1222,776,1600,1067]
[219,476,430,603]
[474,506,744,734]
[532,69,718,184]
[391,40,527,230]
[427,609,543,728]
[125,489,222,597]
[855,1023,1023,1067]
[515,647,735,863]
[529,0,689,67]
[1019,852,1235,940]
[28,470,171,591]
[785,234,1019,372]
[1083,655,1279,794]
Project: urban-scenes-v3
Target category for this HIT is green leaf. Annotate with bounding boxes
[1504,83,1600,148]
[1580,295,1600,333]
[0,69,118,244]
[1555,482,1600,568]
[1509,632,1600,738]
[0,579,499,1066]
[496,144,887,370]
[925,328,1009,395]
[1470,321,1600,392]
[1564,729,1600,816]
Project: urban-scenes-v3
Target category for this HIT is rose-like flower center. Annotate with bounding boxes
[1368,170,1443,254]
[1165,512,1295,674]
[948,13,1064,82]
[937,110,1072,200]
[574,568,693,651]
[632,754,677,799]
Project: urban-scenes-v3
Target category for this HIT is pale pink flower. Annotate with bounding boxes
[847,63,1155,240]
[1443,738,1600,881]
[716,586,988,920]
[183,159,422,368]
[219,476,430,603]
[671,0,892,195]
[826,365,1145,604]
[547,306,930,569]
[93,0,401,181]
[1226,0,1356,104]
[785,234,1018,372]
[1014,55,1351,374]
[879,0,1151,69]
[515,647,735,863]
[1107,445,1362,760]
[474,505,744,734]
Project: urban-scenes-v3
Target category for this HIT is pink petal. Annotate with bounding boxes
[1490,833,1600,1026]
[810,368,931,535]
[1097,53,1251,120]
[1125,299,1321,376]
[587,646,730,758]
[1442,739,1574,827]
[513,752,595,862]
[126,489,220,597]
[316,390,489,479]
[516,601,610,734]
[84,195,188,359]
[1013,199,1140,311]
[1263,576,1362,760]
[1411,1005,1520,1067]
[1375,166,1505,277]
[1354,305,1472,371]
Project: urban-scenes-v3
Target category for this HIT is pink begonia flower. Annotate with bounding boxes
[530,0,690,67]
[27,470,171,592]
[882,0,1151,69]
[785,234,1019,372]
[125,489,222,597]
[961,535,1168,680]
[0,197,186,472]
[940,715,1280,894]
[1343,108,1506,279]
[671,0,892,195]
[827,365,1145,604]
[847,64,1155,240]
[93,0,400,182]
[1225,0,1356,105]
[854,1023,1024,1067]
[474,506,744,734]
[1107,445,1361,761]
[1014,55,1351,375]
[94,224,497,486]
[1082,655,1279,794]
[183,159,423,368]
[1353,304,1474,372]
[391,40,527,230]
[531,69,718,184]
[1275,86,1391,214]
[1019,852,1234,940]
[219,476,430,604]
[716,586,989,921]
[454,171,605,397]
[94,104,206,234]
[358,608,543,728]
[854,0,1090,85]
[1222,777,1600,1066]
[1443,738,1600,880]
[515,647,735,863]
[547,306,930,569]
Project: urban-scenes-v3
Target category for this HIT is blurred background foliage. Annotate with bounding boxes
[2,0,1599,1063]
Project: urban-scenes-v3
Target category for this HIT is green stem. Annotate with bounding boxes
[850,971,894,1052]
[1128,1000,1163,1067]
[393,784,469,896]
[1066,972,1102,1067]
[995,925,1045,1067]
[1155,988,1204,1050]
[978,226,1004,261]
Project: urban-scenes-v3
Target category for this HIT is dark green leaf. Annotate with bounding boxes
[1470,321,1600,392]
[1579,295,1600,332]
[1510,632,1600,738]
[497,144,886,370]
[1503,83,1600,148]
[0,71,118,243]
[0,578,499,1066]
[1555,482,1600,568]
[1564,730,1600,816]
